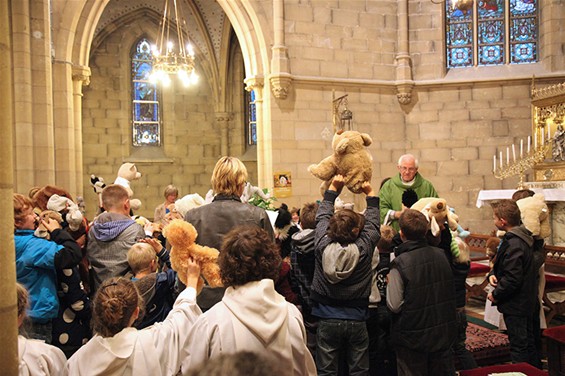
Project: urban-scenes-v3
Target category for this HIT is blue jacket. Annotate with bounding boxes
[15,229,81,322]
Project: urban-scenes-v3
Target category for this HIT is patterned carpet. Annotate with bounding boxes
[465,322,510,367]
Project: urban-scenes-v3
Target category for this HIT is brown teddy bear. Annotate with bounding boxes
[308,130,373,195]
[162,219,222,288]
[411,197,459,236]
[34,210,63,240]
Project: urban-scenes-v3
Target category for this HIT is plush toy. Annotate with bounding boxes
[174,193,206,217]
[453,237,471,264]
[162,219,222,288]
[486,236,501,267]
[449,207,470,239]
[34,210,63,239]
[377,225,396,252]
[411,197,459,237]
[47,194,84,232]
[114,163,141,196]
[516,193,551,239]
[241,182,271,203]
[308,130,373,195]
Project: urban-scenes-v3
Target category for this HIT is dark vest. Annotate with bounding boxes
[390,240,457,352]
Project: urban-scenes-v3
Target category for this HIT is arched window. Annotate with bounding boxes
[245,89,257,146]
[446,0,538,68]
[131,38,161,146]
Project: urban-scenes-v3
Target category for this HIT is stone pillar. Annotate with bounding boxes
[72,66,91,198]
[395,0,414,105]
[216,112,231,156]
[269,0,292,99]
[0,0,19,373]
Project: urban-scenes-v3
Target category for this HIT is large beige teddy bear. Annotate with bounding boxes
[411,197,459,236]
[516,193,550,239]
[162,219,222,288]
[114,162,142,211]
[308,130,373,195]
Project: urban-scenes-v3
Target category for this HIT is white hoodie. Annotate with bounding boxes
[180,279,316,375]
[18,336,67,376]
[67,287,201,376]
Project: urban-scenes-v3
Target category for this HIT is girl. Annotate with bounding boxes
[67,259,202,375]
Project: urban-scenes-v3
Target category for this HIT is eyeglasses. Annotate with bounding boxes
[399,166,417,172]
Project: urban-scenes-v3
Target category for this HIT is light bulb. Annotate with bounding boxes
[187,43,194,57]
[151,45,160,56]
[167,41,174,52]
[162,74,171,87]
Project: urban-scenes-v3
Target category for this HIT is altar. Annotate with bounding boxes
[476,184,565,246]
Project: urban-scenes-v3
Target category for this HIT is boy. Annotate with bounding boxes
[488,199,540,367]
[310,175,380,375]
[127,238,176,329]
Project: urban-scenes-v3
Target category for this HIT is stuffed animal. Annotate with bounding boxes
[34,210,63,239]
[308,130,373,195]
[47,194,83,232]
[241,182,271,203]
[449,207,470,239]
[162,219,222,288]
[486,236,501,267]
[411,197,459,237]
[377,225,396,252]
[174,193,206,217]
[516,193,551,239]
[114,163,141,197]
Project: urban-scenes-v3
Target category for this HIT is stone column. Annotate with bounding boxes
[216,112,231,156]
[395,0,414,104]
[269,0,292,99]
[72,66,91,198]
[0,0,19,373]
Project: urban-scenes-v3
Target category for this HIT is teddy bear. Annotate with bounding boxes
[516,193,551,239]
[114,163,141,196]
[46,194,84,232]
[174,193,206,218]
[162,219,222,288]
[411,197,459,236]
[34,210,63,239]
[308,130,373,195]
[240,182,271,203]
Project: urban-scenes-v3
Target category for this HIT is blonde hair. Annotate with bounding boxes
[211,156,248,196]
[101,184,129,210]
[163,185,179,198]
[16,283,29,318]
[127,243,156,274]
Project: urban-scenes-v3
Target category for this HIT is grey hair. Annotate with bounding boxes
[398,154,419,168]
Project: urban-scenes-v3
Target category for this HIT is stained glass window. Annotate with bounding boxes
[132,38,161,146]
[245,89,257,146]
[446,0,537,68]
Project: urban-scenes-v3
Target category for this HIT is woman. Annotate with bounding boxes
[154,184,179,225]
[67,259,201,375]
[179,225,316,375]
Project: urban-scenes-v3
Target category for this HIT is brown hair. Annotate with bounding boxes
[491,199,522,227]
[127,243,156,274]
[92,277,144,337]
[211,156,248,196]
[328,209,365,244]
[219,226,281,287]
[101,184,130,211]
[300,202,318,230]
[512,189,535,201]
[186,351,289,376]
[32,185,73,211]
[13,193,34,229]
[399,209,429,240]
[163,184,179,198]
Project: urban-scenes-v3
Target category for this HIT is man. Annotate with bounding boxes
[488,199,540,368]
[387,209,457,375]
[379,154,438,231]
[87,184,145,292]
[185,156,274,310]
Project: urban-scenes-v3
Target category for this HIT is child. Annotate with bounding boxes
[488,199,540,368]
[17,283,67,376]
[67,258,202,375]
[127,238,177,329]
[310,175,380,375]
[14,193,82,344]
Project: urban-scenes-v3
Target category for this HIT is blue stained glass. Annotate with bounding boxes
[511,43,536,63]
[479,45,504,65]
[479,20,503,44]
[133,123,160,146]
[510,0,537,63]
[511,18,535,42]
[132,61,152,81]
[250,90,256,102]
[510,0,536,15]
[446,0,472,68]
[134,103,158,122]
[449,47,473,67]
[449,23,473,46]
[478,0,503,17]
[250,124,257,145]
[134,82,156,101]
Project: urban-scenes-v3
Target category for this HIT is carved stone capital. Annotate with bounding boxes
[396,82,414,105]
[244,76,264,93]
[269,74,292,99]
[215,112,231,123]
[72,65,91,86]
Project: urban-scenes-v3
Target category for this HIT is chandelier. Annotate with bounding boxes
[149,0,198,86]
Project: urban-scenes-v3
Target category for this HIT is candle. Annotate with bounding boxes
[528,136,531,152]
[512,144,516,162]
[542,129,545,145]
[506,147,510,165]
[548,125,551,140]
[520,139,523,157]
[499,151,503,168]
[535,133,537,148]
[493,155,496,172]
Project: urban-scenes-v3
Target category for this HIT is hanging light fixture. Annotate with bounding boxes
[149,0,198,87]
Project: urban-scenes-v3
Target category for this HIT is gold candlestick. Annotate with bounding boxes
[494,140,552,189]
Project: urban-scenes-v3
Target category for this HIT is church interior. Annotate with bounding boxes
[1,0,565,373]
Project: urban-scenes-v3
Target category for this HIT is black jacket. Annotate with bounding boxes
[390,240,457,352]
[490,225,537,316]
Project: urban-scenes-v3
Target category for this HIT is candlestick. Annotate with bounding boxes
[528,136,531,152]
[506,147,509,165]
[500,151,503,168]
[512,144,516,162]
[493,155,496,172]
[542,130,545,145]
[548,125,551,141]
[535,133,537,148]
[520,139,523,157]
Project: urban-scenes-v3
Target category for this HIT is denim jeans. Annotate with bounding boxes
[504,312,541,368]
[317,318,369,376]
[367,306,397,376]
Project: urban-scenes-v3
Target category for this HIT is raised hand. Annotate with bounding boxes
[361,181,375,197]
[330,174,345,195]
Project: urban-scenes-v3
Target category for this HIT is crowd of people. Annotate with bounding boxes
[13,154,544,375]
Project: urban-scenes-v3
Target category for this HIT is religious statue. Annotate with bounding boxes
[553,124,565,162]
